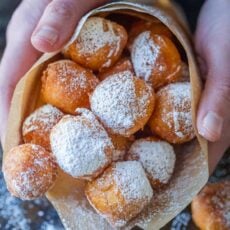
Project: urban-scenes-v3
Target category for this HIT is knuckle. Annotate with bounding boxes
[47,0,75,19]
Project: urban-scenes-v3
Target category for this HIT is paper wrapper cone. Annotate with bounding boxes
[3,1,209,229]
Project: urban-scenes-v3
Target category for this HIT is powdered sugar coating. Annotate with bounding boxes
[192,180,230,229]
[114,161,153,202]
[90,71,154,136]
[22,105,64,150]
[161,82,194,139]
[50,109,114,179]
[23,105,63,134]
[86,161,153,227]
[3,144,57,200]
[77,17,122,63]
[149,82,195,143]
[211,189,230,228]
[41,60,99,114]
[131,31,160,82]
[128,138,176,185]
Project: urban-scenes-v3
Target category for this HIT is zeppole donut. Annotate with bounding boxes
[50,109,114,180]
[91,71,155,137]
[63,17,128,71]
[131,31,183,89]
[85,161,153,227]
[192,180,230,230]
[41,60,99,114]
[148,82,195,144]
[127,137,176,189]
[98,57,134,81]
[3,144,57,200]
[22,104,64,151]
[128,19,173,50]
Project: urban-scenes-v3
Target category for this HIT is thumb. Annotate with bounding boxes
[196,48,230,142]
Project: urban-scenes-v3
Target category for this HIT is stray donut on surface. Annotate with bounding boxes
[85,161,153,227]
[131,31,183,89]
[192,180,230,230]
[98,57,134,81]
[41,60,99,114]
[128,19,173,50]
[3,144,57,200]
[50,109,114,180]
[127,137,176,189]
[148,82,195,144]
[22,104,64,151]
[91,71,155,137]
[63,17,128,72]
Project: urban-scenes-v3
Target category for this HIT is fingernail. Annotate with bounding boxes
[33,26,58,46]
[199,111,223,142]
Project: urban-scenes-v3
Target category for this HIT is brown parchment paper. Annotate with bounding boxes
[3,1,209,229]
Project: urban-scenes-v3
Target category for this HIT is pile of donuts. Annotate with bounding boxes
[3,16,195,227]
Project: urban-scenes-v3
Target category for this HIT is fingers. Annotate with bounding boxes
[0,0,50,143]
[196,55,230,142]
[195,1,230,143]
[31,0,108,52]
[208,128,230,174]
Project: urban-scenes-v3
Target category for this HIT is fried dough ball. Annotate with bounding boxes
[127,137,176,189]
[50,109,114,180]
[63,17,128,72]
[22,104,64,151]
[109,133,133,161]
[3,144,57,200]
[41,60,99,114]
[131,31,183,89]
[192,181,230,230]
[85,161,153,227]
[98,57,134,81]
[128,20,173,50]
[90,71,155,137]
[148,82,195,144]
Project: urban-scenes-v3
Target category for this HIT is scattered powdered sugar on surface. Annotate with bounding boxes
[91,71,153,135]
[77,17,122,57]
[23,104,64,134]
[128,139,176,184]
[161,82,194,138]
[114,161,153,202]
[50,109,114,178]
[0,193,30,230]
[131,31,160,82]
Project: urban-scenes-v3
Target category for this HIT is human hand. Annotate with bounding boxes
[0,0,107,144]
[195,0,230,173]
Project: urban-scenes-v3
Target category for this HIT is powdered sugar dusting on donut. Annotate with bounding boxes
[128,139,176,184]
[90,71,153,135]
[161,82,194,138]
[50,109,114,179]
[54,62,98,92]
[22,104,64,134]
[210,182,230,227]
[114,161,153,202]
[5,144,57,200]
[77,17,122,58]
[131,31,160,82]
